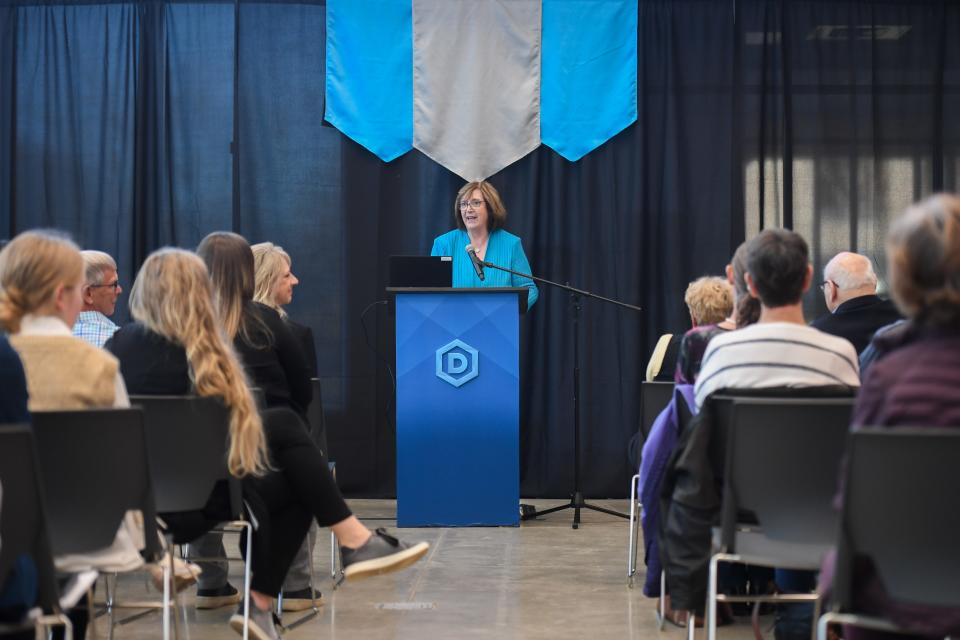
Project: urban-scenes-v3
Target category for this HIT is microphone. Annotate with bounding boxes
[465,245,485,281]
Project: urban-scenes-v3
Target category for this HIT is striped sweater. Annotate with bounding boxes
[694,321,860,409]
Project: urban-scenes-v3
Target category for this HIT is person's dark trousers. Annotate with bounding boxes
[243,408,353,593]
[718,563,775,615]
[51,580,91,640]
[774,569,817,640]
[160,408,353,596]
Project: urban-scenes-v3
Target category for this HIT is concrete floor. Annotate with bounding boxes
[94,499,770,640]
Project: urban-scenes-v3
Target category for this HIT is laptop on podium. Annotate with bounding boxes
[388,255,452,288]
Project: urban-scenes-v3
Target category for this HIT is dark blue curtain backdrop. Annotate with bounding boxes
[2,0,959,497]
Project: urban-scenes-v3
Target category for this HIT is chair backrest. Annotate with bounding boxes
[129,395,241,517]
[306,377,328,454]
[719,397,855,551]
[640,381,674,439]
[0,426,62,613]
[31,408,162,560]
[835,427,960,608]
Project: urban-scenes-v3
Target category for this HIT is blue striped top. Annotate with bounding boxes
[430,228,539,308]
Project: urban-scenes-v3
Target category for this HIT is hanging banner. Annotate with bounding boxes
[325,0,637,179]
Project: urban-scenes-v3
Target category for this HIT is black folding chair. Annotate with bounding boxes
[818,428,960,640]
[128,395,254,640]
[706,397,856,640]
[628,381,674,582]
[30,408,172,640]
[0,426,73,640]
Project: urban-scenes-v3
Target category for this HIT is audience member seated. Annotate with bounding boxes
[0,231,194,639]
[857,318,907,377]
[199,232,313,421]
[252,242,317,378]
[822,194,960,640]
[0,335,29,424]
[72,250,122,348]
[252,241,321,611]
[811,251,902,354]
[193,232,317,609]
[695,229,860,409]
[674,276,734,385]
[647,274,736,384]
[0,338,31,638]
[685,229,859,637]
[107,248,429,640]
[641,244,750,622]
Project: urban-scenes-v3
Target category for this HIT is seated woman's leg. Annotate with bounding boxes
[257,408,429,579]
[256,408,352,528]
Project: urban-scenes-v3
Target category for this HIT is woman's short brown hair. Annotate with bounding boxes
[453,181,508,232]
[684,276,734,326]
[887,193,960,328]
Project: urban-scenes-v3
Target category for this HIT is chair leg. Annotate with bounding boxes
[105,573,117,640]
[707,555,719,640]
[687,611,697,640]
[161,557,171,640]
[810,596,822,640]
[330,530,343,585]
[168,549,184,640]
[241,522,253,640]
[657,571,666,630]
[628,473,640,585]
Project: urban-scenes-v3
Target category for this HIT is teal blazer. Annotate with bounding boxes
[430,228,539,308]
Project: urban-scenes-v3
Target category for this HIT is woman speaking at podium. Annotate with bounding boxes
[430,181,539,308]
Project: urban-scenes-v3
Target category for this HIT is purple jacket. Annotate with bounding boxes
[639,384,697,597]
[821,326,960,636]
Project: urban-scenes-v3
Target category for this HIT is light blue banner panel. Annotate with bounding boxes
[325,0,412,162]
[395,291,519,527]
[541,0,637,161]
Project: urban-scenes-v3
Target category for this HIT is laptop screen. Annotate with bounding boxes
[388,255,453,287]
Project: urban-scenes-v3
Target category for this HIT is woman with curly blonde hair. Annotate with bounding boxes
[108,247,428,640]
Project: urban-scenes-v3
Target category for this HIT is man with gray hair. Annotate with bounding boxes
[811,251,902,354]
[72,250,123,348]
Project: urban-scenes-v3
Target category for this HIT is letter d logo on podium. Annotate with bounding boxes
[435,339,479,388]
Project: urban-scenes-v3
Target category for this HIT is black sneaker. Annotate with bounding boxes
[196,583,242,609]
[340,528,429,581]
[229,603,281,640]
[279,587,323,611]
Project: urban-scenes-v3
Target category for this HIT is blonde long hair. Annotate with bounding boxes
[0,230,83,334]
[129,248,270,478]
[251,242,291,317]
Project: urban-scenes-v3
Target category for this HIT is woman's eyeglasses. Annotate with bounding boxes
[459,199,485,210]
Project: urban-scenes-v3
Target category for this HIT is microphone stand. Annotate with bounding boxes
[479,258,642,529]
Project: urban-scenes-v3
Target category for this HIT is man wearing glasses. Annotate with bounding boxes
[811,251,902,354]
[73,250,123,348]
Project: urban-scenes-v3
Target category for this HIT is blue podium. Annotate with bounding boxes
[388,287,527,527]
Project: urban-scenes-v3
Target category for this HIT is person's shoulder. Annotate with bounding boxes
[433,228,462,245]
[798,323,857,353]
[251,301,282,323]
[494,229,522,244]
[810,311,833,330]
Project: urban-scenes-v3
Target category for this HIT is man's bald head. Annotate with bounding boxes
[822,252,878,312]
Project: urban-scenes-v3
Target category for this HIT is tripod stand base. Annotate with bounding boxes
[520,493,629,529]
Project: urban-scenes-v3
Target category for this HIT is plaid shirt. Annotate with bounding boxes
[72,311,119,348]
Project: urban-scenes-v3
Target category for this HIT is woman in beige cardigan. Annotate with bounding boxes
[0,230,198,618]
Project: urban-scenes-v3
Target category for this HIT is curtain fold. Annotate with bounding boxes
[1,0,958,496]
